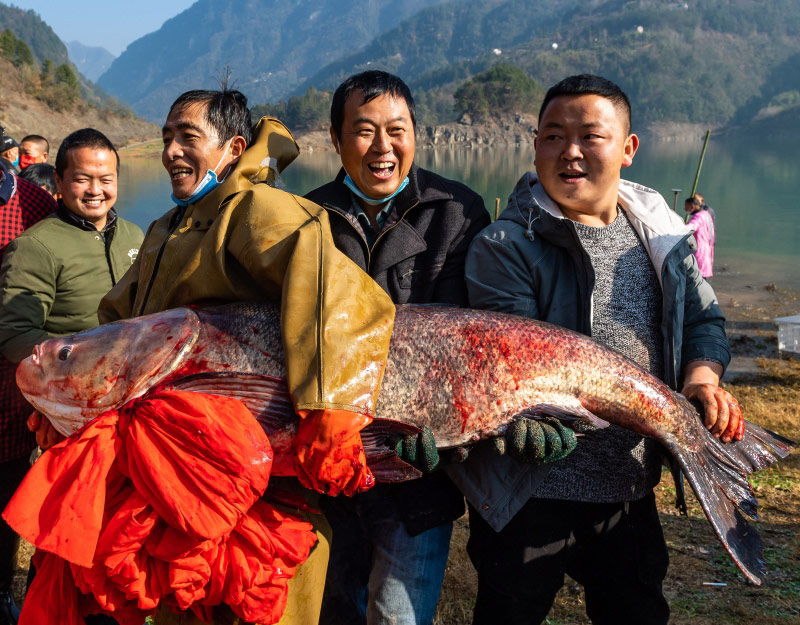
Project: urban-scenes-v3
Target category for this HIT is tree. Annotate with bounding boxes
[454,63,542,119]
[0,28,33,67]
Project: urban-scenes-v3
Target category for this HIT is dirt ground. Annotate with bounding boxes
[435,282,800,624]
[11,284,800,623]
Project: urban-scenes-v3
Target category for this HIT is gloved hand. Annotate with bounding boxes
[490,416,577,464]
[293,408,374,496]
[395,426,441,473]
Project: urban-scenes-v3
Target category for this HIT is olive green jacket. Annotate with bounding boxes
[0,208,144,363]
[98,117,395,414]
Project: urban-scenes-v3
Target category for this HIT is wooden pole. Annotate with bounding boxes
[494,197,501,221]
[690,130,711,198]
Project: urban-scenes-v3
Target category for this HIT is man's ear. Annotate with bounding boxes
[54,172,64,196]
[230,136,247,159]
[621,133,639,168]
[329,127,340,154]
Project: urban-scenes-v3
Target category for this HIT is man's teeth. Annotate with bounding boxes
[83,199,102,206]
[171,169,192,179]
[370,162,394,170]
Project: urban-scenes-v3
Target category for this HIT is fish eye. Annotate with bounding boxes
[58,346,73,361]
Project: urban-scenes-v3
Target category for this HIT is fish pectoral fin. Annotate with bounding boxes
[167,372,295,433]
[519,398,610,429]
[362,419,424,482]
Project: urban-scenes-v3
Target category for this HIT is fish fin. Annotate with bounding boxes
[670,438,765,585]
[362,419,424,482]
[518,399,610,429]
[367,454,423,482]
[167,372,295,434]
[665,418,794,585]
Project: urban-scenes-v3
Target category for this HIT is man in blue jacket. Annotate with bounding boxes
[448,74,743,625]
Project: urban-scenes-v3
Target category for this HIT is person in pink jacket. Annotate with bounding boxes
[685,196,715,278]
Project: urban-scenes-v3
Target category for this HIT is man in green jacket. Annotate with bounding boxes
[0,128,143,367]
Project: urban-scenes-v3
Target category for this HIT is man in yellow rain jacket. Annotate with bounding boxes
[93,89,395,624]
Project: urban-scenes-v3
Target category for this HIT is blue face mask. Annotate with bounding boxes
[11,156,19,167]
[171,139,233,207]
[343,174,409,206]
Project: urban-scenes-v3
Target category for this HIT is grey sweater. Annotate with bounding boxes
[533,210,664,502]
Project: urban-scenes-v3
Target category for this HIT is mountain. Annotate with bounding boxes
[67,40,115,82]
[298,0,800,132]
[0,4,157,148]
[98,0,450,122]
[0,3,129,111]
[0,3,70,66]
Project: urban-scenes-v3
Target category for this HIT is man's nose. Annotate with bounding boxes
[372,129,392,153]
[562,141,583,160]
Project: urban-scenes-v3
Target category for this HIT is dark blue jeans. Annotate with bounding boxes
[319,488,452,625]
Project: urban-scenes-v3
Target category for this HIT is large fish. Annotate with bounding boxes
[17,302,792,585]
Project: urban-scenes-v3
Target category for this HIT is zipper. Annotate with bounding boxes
[366,200,420,272]
[102,226,117,287]
[136,206,186,316]
[324,200,421,273]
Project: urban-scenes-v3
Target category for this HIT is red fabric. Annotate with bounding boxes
[3,390,316,625]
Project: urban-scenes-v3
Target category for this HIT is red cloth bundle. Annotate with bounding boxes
[2,390,317,625]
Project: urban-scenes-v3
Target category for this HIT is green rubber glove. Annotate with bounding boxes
[496,417,576,464]
[395,426,441,473]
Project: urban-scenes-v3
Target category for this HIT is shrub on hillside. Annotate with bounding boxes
[0,28,33,67]
[454,64,542,120]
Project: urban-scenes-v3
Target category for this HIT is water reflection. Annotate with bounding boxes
[115,135,798,289]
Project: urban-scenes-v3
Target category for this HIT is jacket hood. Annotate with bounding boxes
[499,171,693,280]
[198,117,300,209]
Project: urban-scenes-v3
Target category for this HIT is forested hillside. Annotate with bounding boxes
[97,0,450,121]
[298,0,800,132]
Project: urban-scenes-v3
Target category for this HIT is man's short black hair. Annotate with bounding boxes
[685,197,701,206]
[18,163,57,195]
[538,74,632,134]
[55,128,119,177]
[20,134,50,153]
[167,90,253,147]
[330,71,416,140]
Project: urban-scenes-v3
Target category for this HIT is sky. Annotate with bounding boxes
[10,0,197,56]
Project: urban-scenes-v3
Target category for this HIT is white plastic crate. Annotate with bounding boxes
[775,315,800,356]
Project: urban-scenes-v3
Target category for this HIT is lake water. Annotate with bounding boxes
[116,134,799,290]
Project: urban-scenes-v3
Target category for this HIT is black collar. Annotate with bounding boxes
[56,201,118,233]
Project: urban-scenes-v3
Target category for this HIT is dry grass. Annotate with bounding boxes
[435,357,800,625]
[11,340,799,624]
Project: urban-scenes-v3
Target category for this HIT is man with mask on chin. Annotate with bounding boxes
[25,89,396,625]
[305,71,492,625]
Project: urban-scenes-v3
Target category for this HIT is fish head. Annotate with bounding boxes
[16,308,201,435]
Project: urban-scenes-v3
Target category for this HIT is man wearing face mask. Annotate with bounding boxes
[305,71,491,625]
[91,89,395,624]
[18,135,49,170]
[0,133,20,175]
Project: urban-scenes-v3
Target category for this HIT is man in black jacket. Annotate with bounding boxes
[306,71,489,625]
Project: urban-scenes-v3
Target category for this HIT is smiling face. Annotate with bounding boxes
[534,94,638,226]
[331,90,415,207]
[55,147,118,230]
[161,102,241,200]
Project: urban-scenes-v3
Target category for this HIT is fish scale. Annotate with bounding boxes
[16,301,794,585]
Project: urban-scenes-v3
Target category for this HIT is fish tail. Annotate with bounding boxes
[668,420,793,585]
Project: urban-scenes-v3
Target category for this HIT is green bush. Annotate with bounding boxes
[252,87,331,131]
[454,64,542,119]
[0,28,33,67]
